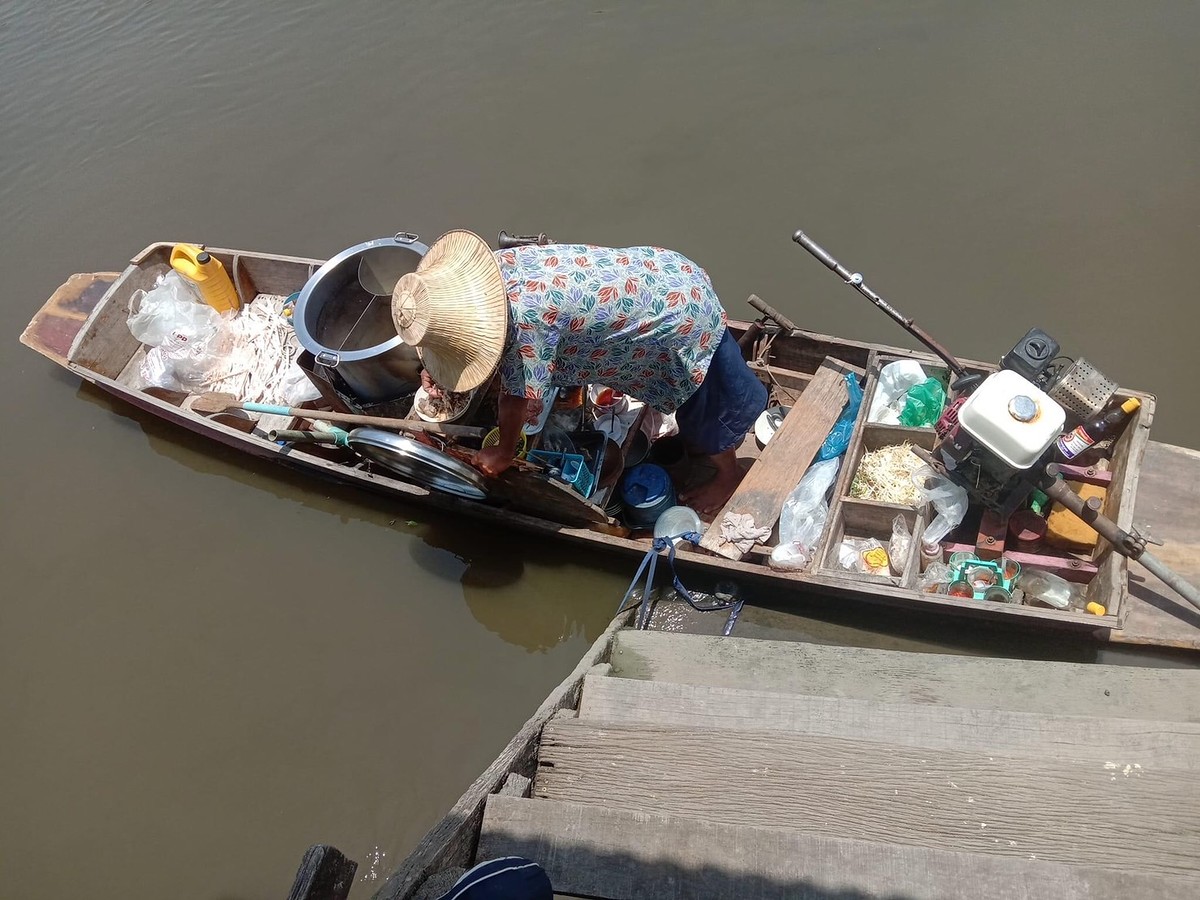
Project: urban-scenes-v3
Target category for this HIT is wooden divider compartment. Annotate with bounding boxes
[804,351,922,583]
[1073,387,1156,620]
[819,499,921,586]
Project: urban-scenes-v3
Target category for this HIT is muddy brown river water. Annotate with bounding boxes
[3,1,1198,897]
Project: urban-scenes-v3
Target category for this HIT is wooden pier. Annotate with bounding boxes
[367,620,1200,900]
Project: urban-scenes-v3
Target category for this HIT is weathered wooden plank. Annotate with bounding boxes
[1113,441,1200,649]
[487,467,612,527]
[1090,389,1155,622]
[497,773,533,798]
[578,673,1200,768]
[285,845,357,900]
[745,306,999,382]
[68,253,169,378]
[481,795,1199,900]
[19,272,118,365]
[610,630,1200,721]
[700,358,852,560]
[534,719,1200,876]
[410,868,465,900]
[368,610,632,900]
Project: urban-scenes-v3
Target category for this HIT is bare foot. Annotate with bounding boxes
[681,449,745,515]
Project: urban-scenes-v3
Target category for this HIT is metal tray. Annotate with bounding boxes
[347,427,487,500]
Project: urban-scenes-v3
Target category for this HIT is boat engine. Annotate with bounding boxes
[792,227,1200,613]
[932,328,1118,516]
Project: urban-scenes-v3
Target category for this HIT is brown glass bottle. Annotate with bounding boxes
[1055,398,1140,463]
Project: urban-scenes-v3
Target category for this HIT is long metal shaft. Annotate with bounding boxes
[792,229,968,377]
[1042,468,1200,612]
[1140,551,1200,612]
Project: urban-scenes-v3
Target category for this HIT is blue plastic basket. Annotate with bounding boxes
[528,450,596,498]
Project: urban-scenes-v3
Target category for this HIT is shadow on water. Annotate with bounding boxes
[73,379,613,653]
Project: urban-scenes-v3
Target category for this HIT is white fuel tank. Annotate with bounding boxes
[957,370,1065,470]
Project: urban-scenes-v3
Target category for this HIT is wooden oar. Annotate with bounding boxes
[189,392,486,439]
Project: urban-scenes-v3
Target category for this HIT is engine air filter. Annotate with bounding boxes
[1047,358,1118,421]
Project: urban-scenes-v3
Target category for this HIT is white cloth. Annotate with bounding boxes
[718,512,772,555]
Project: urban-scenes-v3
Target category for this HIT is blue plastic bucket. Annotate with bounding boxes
[620,464,677,529]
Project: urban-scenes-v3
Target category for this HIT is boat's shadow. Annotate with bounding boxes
[74,378,619,652]
[72,377,1200,667]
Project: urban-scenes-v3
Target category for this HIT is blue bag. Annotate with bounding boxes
[816,373,864,461]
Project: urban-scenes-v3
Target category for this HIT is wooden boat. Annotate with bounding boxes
[20,242,1200,651]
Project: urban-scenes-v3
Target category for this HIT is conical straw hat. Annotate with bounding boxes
[391,230,508,392]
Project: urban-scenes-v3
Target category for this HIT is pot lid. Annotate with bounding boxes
[347,427,487,500]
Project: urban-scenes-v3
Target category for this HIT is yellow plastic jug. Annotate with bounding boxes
[170,244,240,314]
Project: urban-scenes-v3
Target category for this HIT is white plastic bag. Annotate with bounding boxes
[134,347,181,391]
[918,561,953,593]
[914,465,969,548]
[769,457,840,571]
[279,360,323,406]
[128,272,229,389]
[127,272,219,347]
[889,515,911,576]
[868,360,927,425]
[837,537,891,575]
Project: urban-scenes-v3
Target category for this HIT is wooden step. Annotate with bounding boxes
[480,795,1199,900]
[577,673,1200,768]
[610,630,1200,721]
[533,718,1200,876]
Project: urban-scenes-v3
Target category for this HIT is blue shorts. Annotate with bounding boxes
[675,328,767,455]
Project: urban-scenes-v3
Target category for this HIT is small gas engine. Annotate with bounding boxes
[932,329,1118,516]
[792,226,1199,613]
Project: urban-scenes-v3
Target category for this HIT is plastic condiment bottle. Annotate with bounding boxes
[170,243,240,314]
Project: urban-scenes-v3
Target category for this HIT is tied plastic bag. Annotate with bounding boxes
[837,537,890,576]
[889,515,911,576]
[816,374,864,461]
[914,465,969,548]
[127,272,229,390]
[127,272,219,347]
[918,561,953,593]
[769,456,841,571]
[899,378,946,428]
[279,360,323,406]
[868,360,926,424]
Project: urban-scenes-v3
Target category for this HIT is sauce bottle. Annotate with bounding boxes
[170,243,240,314]
[1055,398,1139,462]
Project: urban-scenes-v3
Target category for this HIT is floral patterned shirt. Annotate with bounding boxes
[495,244,728,413]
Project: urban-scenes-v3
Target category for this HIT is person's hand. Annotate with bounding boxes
[475,445,515,478]
[420,369,444,399]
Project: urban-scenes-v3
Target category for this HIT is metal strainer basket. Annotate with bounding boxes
[1047,358,1118,420]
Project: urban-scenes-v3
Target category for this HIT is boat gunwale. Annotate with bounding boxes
[24,247,1167,636]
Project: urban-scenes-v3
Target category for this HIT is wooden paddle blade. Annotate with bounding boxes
[188,392,243,414]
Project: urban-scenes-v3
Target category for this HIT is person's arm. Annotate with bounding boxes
[475,392,530,476]
[420,368,443,399]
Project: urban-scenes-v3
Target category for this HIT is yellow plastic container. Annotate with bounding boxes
[483,427,528,458]
[170,243,240,314]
